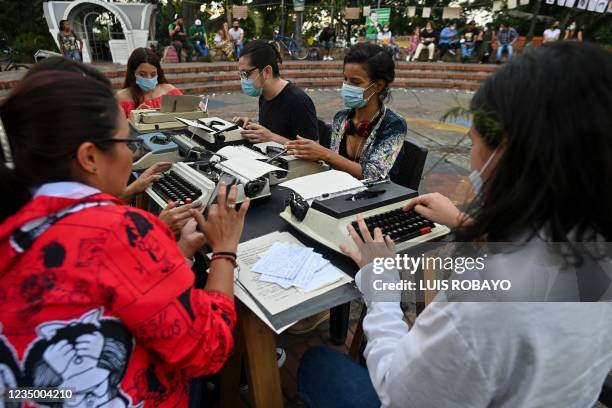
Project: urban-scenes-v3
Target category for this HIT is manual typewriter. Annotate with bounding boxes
[251,142,329,185]
[145,162,216,208]
[129,95,206,133]
[179,117,245,146]
[280,181,450,253]
[132,132,182,171]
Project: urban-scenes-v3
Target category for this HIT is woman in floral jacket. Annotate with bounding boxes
[286,43,406,180]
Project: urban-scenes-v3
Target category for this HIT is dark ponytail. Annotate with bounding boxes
[0,71,120,221]
[241,40,283,77]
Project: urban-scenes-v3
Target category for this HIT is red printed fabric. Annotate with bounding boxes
[0,193,236,407]
[120,88,184,118]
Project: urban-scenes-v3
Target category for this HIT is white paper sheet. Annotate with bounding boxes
[216,145,267,161]
[237,232,353,316]
[421,7,431,17]
[216,157,286,180]
[279,170,364,201]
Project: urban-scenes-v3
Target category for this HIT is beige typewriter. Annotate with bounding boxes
[177,117,245,145]
[145,162,216,208]
[280,179,450,254]
[129,95,207,133]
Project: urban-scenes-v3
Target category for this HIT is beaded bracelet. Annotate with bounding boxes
[210,254,238,268]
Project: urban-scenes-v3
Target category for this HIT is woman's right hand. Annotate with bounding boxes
[199,183,250,253]
[403,192,464,228]
[232,116,250,127]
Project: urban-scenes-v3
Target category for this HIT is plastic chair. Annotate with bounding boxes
[388,140,428,191]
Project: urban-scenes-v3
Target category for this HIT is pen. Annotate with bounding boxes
[265,148,287,163]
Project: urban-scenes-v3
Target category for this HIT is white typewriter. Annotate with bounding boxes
[145,162,216,208]
[132,132,182,171]
[252,141,329,185]
[178,117,245,146]
[280,178,450,254]
[129,95,207,133]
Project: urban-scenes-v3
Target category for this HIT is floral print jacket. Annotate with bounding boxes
[330,107,407,180]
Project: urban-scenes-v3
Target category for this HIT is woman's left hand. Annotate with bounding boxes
[130,162,172,195]
[178,210,209,259]
[285,136,330,161]
[340,215,396,269]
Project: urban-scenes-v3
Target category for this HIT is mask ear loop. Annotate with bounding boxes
[0,115,14,170]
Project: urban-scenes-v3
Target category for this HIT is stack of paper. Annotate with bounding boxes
[251,243,332,290]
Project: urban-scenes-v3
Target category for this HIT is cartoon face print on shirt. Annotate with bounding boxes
[22,308,137,408]
[0,328,21,408]
[121,211,175,274]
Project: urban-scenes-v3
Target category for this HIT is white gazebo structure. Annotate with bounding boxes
[43,0,157,64]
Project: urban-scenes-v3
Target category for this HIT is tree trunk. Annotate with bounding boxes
[526,0,543,42]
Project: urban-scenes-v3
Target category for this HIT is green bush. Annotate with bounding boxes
[10,32,57,63]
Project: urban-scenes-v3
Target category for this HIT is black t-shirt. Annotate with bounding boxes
[258,82,318,141]
[320,27,336,42]
[420,29,438,44]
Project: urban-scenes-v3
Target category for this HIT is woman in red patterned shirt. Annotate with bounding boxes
[0,71,249,407]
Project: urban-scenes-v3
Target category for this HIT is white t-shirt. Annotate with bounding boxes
[229,27,244,42]
[377,31,392,44]
[543,28,561,42]
[355,240,612,407]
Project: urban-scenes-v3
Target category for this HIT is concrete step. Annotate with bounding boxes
[172,77,482,95]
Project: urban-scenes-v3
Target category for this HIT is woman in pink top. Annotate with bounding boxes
[405,27,420,62]
[117,47,183,118]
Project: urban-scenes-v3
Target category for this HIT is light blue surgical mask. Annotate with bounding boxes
[469,149,497,196]
[135,75,158,92]
[241,78,262,97]
[341,82,375,109]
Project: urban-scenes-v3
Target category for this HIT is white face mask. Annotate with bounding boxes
[469,149,497,196]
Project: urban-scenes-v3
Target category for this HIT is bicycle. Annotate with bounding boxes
[272,33,309,60]
[0,47,29,72]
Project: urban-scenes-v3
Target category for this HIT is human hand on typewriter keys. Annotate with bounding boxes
[284,136,329,161]
[240,122,275,143]
[403,192,466,229]
[232,116,250,127]
[340,215,395,269]
[159,200,197,236]
[130,162,173,194]
[198,183,250,253]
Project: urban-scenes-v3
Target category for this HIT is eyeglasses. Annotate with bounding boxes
[238,67,258,80]
[97,138,144,152]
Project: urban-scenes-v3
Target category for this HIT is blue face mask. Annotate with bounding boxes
[341,82,375,109]
[241,78,262,97]
[135,75,158,92]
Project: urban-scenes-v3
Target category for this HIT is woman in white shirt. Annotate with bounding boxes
[298,41,612,407]
[543,20,561,43]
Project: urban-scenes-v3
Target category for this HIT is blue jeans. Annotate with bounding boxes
[193,42,209,57]
[298,347,380,408]
[234,42,243,58]
[64,50,82,61]
[461,43,476,59]
[497,44,513,62]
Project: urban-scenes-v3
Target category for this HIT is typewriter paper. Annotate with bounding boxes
[279,170,364,201]
[216,158,286,180]
[236,232,352,316]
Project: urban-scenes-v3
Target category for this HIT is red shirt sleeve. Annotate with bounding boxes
[119,100,136,118]
[100,207,236,377]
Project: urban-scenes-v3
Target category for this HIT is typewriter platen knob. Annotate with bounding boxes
[244,177,267,198]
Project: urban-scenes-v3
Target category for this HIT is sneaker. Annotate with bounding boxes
[287,311,330,335]
[328,56,334,61]
[276,347,287,368]
[406,56,411,62]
